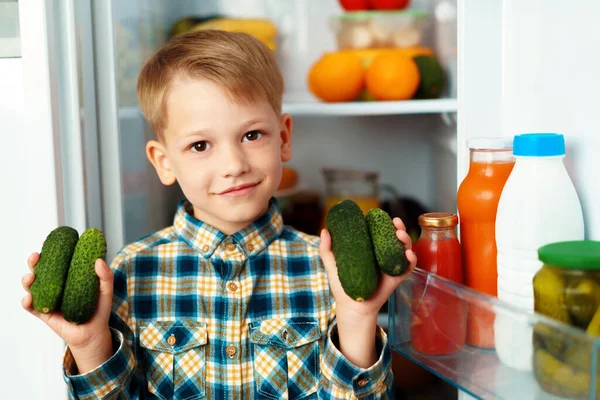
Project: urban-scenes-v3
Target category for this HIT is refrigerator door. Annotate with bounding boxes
[457,0,600,398]
[92,1,185,259]
[16,1,91,398]
[28,0,105,236]
[21,0,107,246]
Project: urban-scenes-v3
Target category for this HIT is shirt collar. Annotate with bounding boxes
[173,197,284,258]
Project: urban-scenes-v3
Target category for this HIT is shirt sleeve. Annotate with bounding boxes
[319,321,395,399]
[63,328,137,399]
[62,255,146,399]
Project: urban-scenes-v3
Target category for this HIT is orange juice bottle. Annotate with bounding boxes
[457,138,514,349]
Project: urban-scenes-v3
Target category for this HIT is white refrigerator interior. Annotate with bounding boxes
[102,0,458,260]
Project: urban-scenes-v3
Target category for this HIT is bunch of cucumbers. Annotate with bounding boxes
[326,199,410,302]
[29,226,106,324]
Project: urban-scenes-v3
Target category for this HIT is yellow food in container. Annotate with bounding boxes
[533,240,600,398]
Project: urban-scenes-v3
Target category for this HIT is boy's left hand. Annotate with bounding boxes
[319,217,417,318]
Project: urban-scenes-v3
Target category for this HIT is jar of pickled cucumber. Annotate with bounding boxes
[532,240,600,398]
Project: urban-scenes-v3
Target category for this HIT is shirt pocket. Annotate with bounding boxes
[249,317,321,400]
[139,320,208,400]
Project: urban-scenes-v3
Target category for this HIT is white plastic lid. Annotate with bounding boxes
[467,137,514,150]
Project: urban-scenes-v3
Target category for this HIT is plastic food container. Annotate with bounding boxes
[330,10,427,50]
[533,240,600,398]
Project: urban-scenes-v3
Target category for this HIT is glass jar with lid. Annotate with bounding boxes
[321,168,380,228]
[411,212,466,355]
[533,240,600,398]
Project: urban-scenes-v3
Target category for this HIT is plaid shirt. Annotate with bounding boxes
[63,198,393,399]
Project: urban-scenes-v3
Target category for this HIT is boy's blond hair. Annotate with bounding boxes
[137,30,284,140]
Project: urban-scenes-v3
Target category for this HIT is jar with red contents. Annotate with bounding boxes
[411,212,467,355]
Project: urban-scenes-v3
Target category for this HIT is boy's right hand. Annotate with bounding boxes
[21,253,115,373]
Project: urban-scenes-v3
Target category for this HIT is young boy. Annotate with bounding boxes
[21,30,416,399]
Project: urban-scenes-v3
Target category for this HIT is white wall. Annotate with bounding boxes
[0,59,66,397]
[501,0,600,240]
[456,0,503,183]
[459,0,600,240]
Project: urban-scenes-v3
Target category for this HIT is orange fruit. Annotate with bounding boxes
[308,52,365,102]
[365,54,420,101]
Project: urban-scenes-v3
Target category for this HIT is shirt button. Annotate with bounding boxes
[225,243,236,251]
[202,245,209,252]
[167,334,177,346]
[246,244,254,252]
[227,282,238,292]
[357,379,369,387]
[226,345,237,357]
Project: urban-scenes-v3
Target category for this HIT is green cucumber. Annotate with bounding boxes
[61,228,106,324]
[365,208,409,276]
[30,226,79,314]
[326,199,379,302]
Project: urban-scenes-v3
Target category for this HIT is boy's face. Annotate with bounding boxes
[147,77,292,235]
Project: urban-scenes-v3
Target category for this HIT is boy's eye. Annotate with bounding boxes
[191,141,211,152]
[243,130,263,142]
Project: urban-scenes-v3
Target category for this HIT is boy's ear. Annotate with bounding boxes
[279,113,293,162]
[146,140,176,185]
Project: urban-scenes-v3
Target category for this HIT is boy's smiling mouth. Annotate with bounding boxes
[218,182,260,197]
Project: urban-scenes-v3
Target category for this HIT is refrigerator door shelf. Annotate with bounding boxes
[389,268,599,400]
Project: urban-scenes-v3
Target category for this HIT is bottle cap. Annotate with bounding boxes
[513,133,566,157]
[538,241,600,270]
[418,212,458,228]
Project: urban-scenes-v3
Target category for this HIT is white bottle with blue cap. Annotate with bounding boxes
[493,133,584,371]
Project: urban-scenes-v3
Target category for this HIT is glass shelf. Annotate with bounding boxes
[282,92,457,117]
[116,97,458,120]
[389,269,600,400]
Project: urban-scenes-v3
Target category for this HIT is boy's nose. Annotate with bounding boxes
[221,145,250,177]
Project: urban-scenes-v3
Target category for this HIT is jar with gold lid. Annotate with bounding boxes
[411,212,466,355]
[414,213,463,282]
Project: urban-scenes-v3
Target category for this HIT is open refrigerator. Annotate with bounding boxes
[17,0,600,398]
[43,0,459,261]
